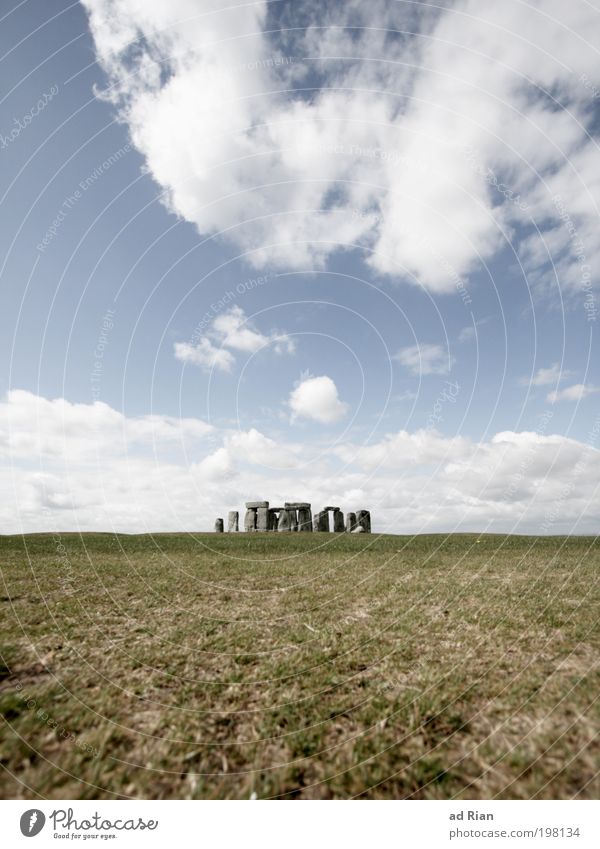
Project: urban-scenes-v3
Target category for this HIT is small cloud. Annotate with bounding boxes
[458,326,476,343]
[394,343,455,376]
[547,383,599,403]
[522,363,575,387]
[289,375,349,424]
[174,306,295,372]
[174,339,235,373]
[458,317,490,343]
[212,305,294,353]
[272,334,296,355]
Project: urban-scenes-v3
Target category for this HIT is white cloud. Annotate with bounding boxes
[334,429,471,469]
[0,389,213,460]
[458,326,476,343]
[332,426,600,533]
[194,446,235,481]
[174,306,294,372]
[174,338,235,373]
[547,384,599,403]
[458,317,490,343]
[81,0,600,300]
[226,428,300,469]
[395,344,455,376]
[212,307,269,353]
[1,389,599,535]
[395,390,418,402]
[289,375,349,424]
[212,306,295,355]
[522,363,574,387]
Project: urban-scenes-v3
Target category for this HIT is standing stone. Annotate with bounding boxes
[314,510,329,532]
[244,508,257,532]
[228,511,239,532]
[287,503,312,532]
[333,508,345,532]
[256,506,269,531]
[214,518,224,533]
[356,510,371,533]
[277,508,292,532]
[297,506,313,532]
[267,509,278,531]
[345,512,357,532]
[289,510,298,532]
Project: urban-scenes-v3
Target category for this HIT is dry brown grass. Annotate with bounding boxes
[0,531,599,799]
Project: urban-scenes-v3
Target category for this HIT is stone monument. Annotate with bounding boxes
[219,498,371,533]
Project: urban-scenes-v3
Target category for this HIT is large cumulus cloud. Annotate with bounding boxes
[80,0,600,300]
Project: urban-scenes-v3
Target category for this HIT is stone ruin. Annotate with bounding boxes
[214,502,371,534]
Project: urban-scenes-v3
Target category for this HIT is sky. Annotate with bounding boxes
[0,0,599,535]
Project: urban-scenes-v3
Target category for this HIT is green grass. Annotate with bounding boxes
[0,531,599,799]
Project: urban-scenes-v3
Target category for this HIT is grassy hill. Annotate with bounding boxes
[0,531,599,799]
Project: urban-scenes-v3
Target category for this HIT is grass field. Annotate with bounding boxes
[0,531,599,800]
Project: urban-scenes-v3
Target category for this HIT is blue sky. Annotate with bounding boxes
[1,0,599,534]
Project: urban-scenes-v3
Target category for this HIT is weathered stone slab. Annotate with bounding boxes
[314,510,329,532]
[356,509,371,533]
[285,502,311,509]
[322,505,340,512]
[244,508,256,532]
[267,509,278,531]
[214,518,224,533]
[298,506,313,531]
[345,511,357,532]
[288,509,298,531]
[245,501,269,509]
[333,508,345,532]
[228,511,239,532]
[256,506,269,531]
[277,508,292,532]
